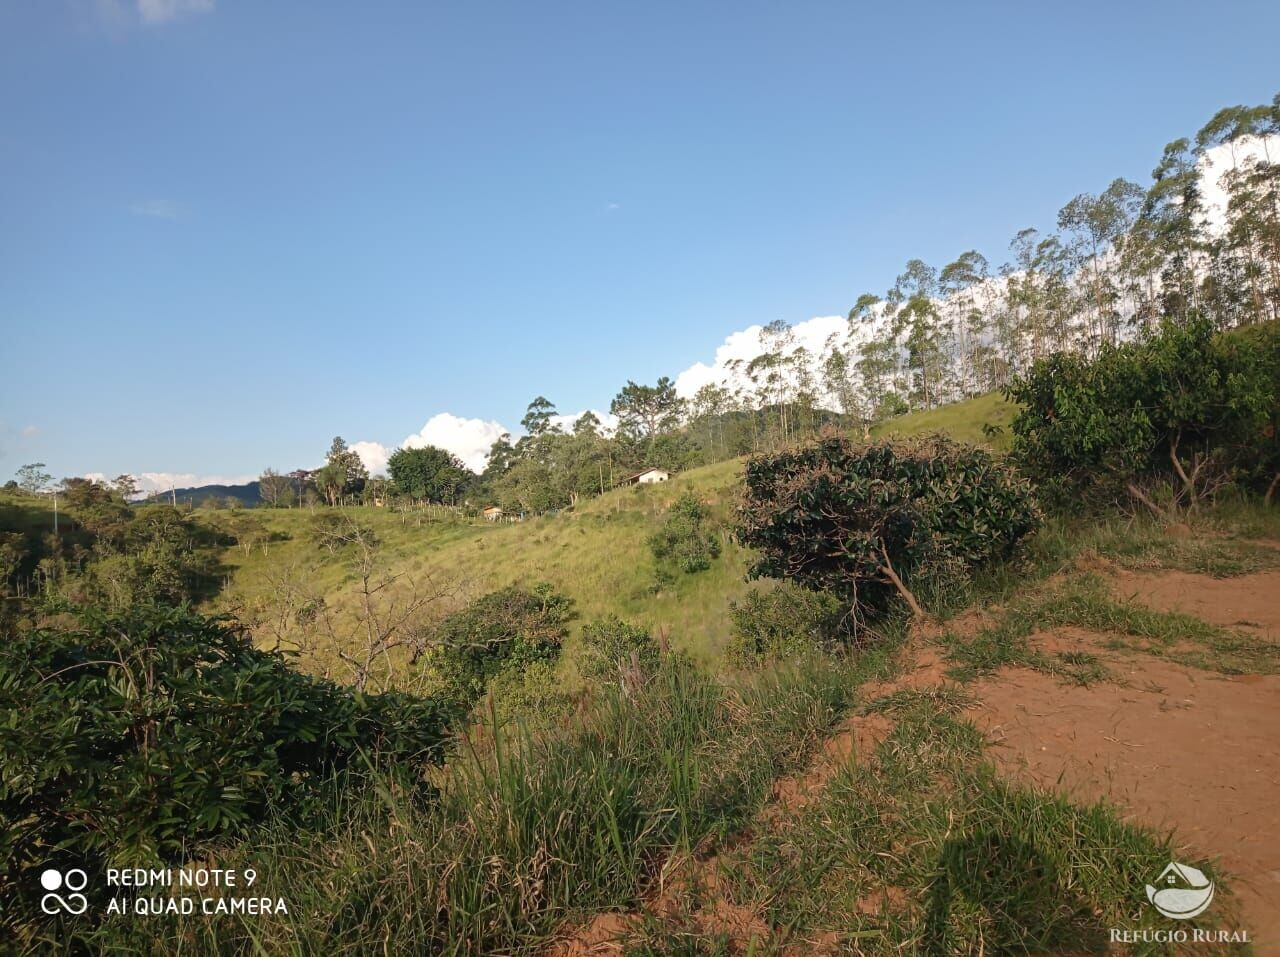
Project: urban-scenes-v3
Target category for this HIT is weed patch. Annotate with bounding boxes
[944,574,1280,679]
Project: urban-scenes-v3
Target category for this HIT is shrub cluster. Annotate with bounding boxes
[727,583,845,665]
[487,659,575,728]
[736,435,1040,622]
[578,615,661,684]
[648,491,721,584]
[430,583,574,712]
[0,604,449,895]
[1006,316,1279,508]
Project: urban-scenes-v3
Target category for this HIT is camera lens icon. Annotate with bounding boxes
[40,868,89,914]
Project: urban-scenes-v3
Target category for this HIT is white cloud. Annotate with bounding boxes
[351,409,618,478]
[352,414,511,476]
[136,0,214,24]
[549,409,618,435]
[402,413,509,472]
[130,199,181,219]
[349,440,391,477]
[134,472,254,493]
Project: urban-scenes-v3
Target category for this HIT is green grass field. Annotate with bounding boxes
[870,391,1016,450]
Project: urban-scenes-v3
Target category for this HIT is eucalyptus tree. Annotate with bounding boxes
[821,332,862,426]
[848,294,894,416]
[788,344,820,440]
[1057,179,1144,349]
[890,259,948,409]
[940,250,990,396]
[690,383,733,461]
[1141,139,1204,319]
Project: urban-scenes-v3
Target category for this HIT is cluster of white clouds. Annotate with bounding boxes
[351,413,509,476]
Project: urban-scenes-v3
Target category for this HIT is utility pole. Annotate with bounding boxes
[52,489,58,536]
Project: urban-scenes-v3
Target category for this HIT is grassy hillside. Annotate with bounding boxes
[208,458,753,674]
[206,394,1015,678]
[871,390,1015,449]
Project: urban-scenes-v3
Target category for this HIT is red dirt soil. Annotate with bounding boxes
[968,625,1280,950]
[1114,567,1280,639]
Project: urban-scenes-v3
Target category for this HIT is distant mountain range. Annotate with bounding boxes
[144,481,261,507]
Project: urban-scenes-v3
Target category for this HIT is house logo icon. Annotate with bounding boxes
[1146,861,1214,920]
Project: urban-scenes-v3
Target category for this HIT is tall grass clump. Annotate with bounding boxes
[75,653,865,955]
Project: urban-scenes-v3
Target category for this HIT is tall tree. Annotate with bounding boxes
[387,446,472,505]
[1140,138,1204,319]
[258,469,294,508]
[1057,179,1143,349]
[520,396,559,437]
[15,463,52,495]
[315,437,368,507]
[610,377,685,460]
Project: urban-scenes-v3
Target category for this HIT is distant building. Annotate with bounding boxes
[622,467,671,486]
[482,505,504,522]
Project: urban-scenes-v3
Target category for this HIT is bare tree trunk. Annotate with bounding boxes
[878,544,925,619]
[1127,483,1170,520]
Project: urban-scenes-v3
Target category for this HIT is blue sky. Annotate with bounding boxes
[2,0,1278,486]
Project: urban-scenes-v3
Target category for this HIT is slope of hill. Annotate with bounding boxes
[206,394,1013,675]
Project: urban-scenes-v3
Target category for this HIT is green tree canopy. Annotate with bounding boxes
[387,445,473,504]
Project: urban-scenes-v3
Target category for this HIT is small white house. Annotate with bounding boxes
[625,467,671,486]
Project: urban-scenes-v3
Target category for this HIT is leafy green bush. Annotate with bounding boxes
[0,604,449,900]
[648,491,721,584]
[1006,316,1279,508]
[736,435,1040,623]
[727,583,845,665]
[487,659,575,728]
[430,584,574,711]
[578,615,661,684]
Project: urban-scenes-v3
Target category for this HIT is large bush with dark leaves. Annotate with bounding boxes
[736,435,1040,623]
[0,604,450,895]
[1006,316,1279,508]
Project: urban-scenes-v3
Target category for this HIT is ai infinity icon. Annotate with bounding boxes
[40,868,89,915]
